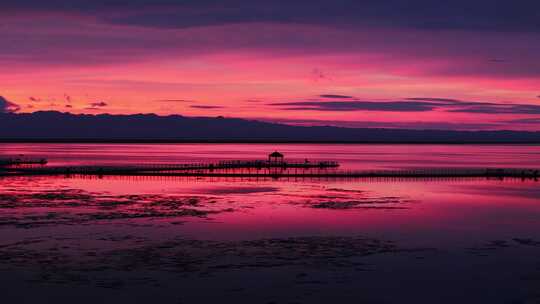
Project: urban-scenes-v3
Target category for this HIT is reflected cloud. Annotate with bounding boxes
[457,185,540,199]
[199,186,279,194]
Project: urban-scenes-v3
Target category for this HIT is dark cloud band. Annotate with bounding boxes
[190,105,224,109]
[2,1,540,32]
[270,97,540,114]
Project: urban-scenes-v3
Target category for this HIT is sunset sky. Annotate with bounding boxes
[1,0,540,130]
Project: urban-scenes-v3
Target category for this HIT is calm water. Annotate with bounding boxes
[2,143,540,169]
[1,144,539,303]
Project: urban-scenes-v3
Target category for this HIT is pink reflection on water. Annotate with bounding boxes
[1,144,539,303]
[1,172,538,249]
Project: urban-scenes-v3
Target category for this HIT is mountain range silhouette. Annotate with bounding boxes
[1,111,539,143]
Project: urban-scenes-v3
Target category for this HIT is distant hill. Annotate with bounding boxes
[1,111,539,143]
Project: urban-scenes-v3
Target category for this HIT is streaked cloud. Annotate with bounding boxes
[319,94,354,99]
[258,117,500,131]
[85,101,108,110]
[4,1,539,33]
[90,101,108,107]
[1,1,539,131]
[270,97,540,115]
[506,118,540,124]
[156,99,194,103]
[190,105,224,109]
[270,101,436,112]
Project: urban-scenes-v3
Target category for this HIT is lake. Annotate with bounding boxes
[1,144,539,303]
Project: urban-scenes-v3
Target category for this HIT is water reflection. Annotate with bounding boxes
[2,143,540,169]
[1,144,539,303]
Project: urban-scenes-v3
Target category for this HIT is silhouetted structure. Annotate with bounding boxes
[1,161,538,181]
[268,151,284,163]
[0,155,47,166]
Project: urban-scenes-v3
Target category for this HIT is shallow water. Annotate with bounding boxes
[1,144,539,303]
[2,143,540,169]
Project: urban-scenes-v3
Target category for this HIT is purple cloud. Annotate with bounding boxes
[90,101,108,107]
[488,59,507,63]
[270,100,436,112]
[0,96,21,113]
[156,99,194,103]
[84,101,108,110]
[5,1,537,33]
[506,118,540,124]
[270,97,540,114]
[406,97,463,103]
[259,117,500,131]
[319,94,354,99]
[190,105,224,109]
[1,12,539,80]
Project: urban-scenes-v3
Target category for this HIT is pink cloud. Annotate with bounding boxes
[1,15,539,130]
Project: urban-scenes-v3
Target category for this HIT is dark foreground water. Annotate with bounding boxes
[1,144,539,303]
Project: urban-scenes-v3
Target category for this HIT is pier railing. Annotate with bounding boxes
[0,157,47,166]
[1,162,538,179]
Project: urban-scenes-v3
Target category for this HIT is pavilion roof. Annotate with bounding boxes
[269,151,284,158]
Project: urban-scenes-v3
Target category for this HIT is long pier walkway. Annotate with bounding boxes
[1,151,538,179]
[1,159,339,175]
[0,156,47,166]
[1,161,538,179]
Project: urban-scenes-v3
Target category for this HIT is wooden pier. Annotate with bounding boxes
[0,162,538,180]
[0,159,338,175]
[0,152,537,180]
[0,156,47,166]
